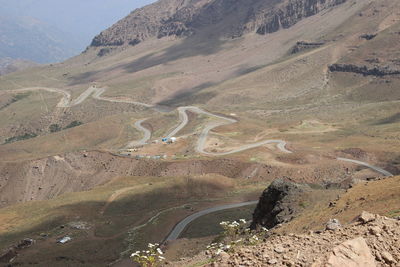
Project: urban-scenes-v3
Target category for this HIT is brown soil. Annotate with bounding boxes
[0,150,359,208]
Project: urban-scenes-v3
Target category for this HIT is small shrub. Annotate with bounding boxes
[49,124,61,133]
[4,133,37,144]
[64,121,83,129]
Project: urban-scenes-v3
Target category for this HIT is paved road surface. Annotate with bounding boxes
[165,106,292,155]
[165,201,258,241]
[6,86,395,176]
[125,119,152,148]
[337,157,393,177]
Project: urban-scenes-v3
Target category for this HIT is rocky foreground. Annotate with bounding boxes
[209,212,399,266]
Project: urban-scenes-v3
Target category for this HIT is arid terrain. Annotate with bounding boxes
[0,0,399,266]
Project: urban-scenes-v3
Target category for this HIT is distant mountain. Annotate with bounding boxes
[0,16,80,64]
[90,0,345,47]
[0,0,155,63]
[0,58,38,76]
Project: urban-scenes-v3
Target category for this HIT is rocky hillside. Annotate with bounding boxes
[90,0,347,47]
[210,212,400,266]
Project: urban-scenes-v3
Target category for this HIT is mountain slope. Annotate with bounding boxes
[91,0,346,47]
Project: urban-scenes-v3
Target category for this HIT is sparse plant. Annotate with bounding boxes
[49,124,61,132]
[131,243,165,267]
[64,120,83,129]
[219,219,247,239]
[206,219,270,258]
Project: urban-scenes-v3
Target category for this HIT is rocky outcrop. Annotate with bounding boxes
[360,33,377,40]
[291,41,325,54]
[329,63,400,76]
[89,0,347,47]
[256,0,346,35]
[251,178,310,230]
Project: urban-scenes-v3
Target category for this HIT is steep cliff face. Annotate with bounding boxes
[256,0,347,34]
[90,0,347,47]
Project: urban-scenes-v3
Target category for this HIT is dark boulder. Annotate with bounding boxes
[251,178,309,230]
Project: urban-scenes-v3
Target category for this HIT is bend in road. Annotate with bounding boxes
[165,106,292,155]
[126,119,152,148]
[165,201,258,241]
[337,157,393,177]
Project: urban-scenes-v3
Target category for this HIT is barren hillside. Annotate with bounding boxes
[0,0,399,266]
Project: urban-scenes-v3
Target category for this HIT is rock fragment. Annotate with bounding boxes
[326,219,342,231]
[359,211,376,224]
[326,237,376,267]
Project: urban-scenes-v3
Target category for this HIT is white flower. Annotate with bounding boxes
[239,219,246,223]
[148,243,155,248]
[157,248,163,255]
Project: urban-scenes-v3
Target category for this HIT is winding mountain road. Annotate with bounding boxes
[126,119,152,148]
[165,201,258,241]
[5,86,393,175]
[5,85,395,246]
[337,157,393,177]
[165,106,291,155]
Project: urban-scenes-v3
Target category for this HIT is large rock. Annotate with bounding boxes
[358,211,376,224]
[251,178,309,229]
[325,237,376,267]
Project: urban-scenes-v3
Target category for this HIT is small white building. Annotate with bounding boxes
[57,236,72,244]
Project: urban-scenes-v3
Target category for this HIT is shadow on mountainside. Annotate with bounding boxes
[156,82,217,107]
[66,35,227,87]
[372,112,400,125]
[123,35,227,74]
[67,70,101,86]
[0,177,237,265]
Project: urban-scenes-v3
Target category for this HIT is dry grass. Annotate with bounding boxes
[282,176,400,233]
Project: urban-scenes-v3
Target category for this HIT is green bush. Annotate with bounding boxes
[49,124,62,132]
[64,121,83,129]
[4,133,37,144]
